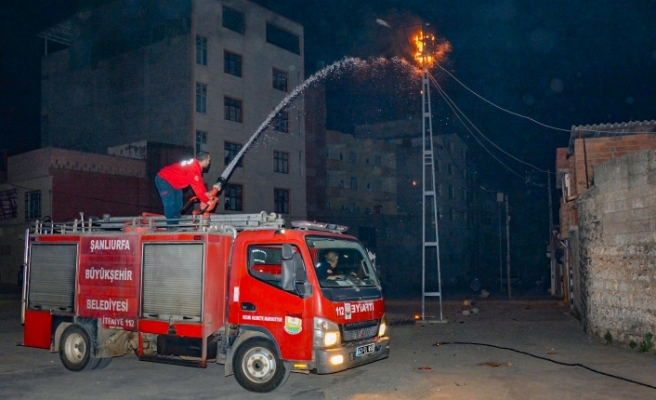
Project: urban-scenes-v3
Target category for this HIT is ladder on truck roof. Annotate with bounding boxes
[31,211,285,235]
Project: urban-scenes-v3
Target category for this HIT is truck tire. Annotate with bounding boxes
[233,338,287,392]
[95,357,112,370]
[59,325,100,371]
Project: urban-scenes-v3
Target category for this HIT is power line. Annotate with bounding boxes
[433,62,654,136]
[430,74,545,188]
[428,71,553,176]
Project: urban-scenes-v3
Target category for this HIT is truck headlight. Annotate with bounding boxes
[378,314,387,337]
[314,317,340,348]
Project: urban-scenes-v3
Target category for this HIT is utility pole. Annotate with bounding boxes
[418,25,443,322]
[505,194,511,298]
[547,171,554,297]
[496,192,504,293]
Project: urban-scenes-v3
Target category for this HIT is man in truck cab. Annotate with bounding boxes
[315,251,340,280]
[155,152,216,222]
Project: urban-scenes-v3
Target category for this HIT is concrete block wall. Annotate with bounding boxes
[577,150,656,344]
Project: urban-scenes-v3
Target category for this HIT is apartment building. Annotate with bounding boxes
[39,0,306,220]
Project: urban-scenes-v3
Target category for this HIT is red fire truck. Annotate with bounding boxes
[21,212,389,392]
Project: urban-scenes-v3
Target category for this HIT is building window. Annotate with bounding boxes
[224,142,243,167]
[273,110,288,132]
[435,160,441,172]
[0,189,18,219]
[195,83,207,113]
[274,189,290,214]
[195,130,208,154]
[274,151,289,173]
[222,6,245,34]
[224,184,243,211]
[224,51,242,77]
[25,190,41,221]
[447,164,453,175]
[266,23,300,55]
[448,184,453,198]
[349,151,356,164]
[350,177,357,190]
[272,68,288,91]
[224,97,242,122]
[196,35,207,65]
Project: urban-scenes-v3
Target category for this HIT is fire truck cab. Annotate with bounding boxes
[21,212,389,392]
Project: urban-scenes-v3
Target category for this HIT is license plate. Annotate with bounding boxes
[356,343,374,357]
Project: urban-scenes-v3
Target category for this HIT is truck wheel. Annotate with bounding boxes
[95,357,112,370]
[60,325,100,371]
[233,338,287,392]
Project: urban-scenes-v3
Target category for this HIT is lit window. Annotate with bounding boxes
[224,51,242,77]
[224,97,242,122]
[195,83,207,113]
[196,35,207,65]
[274,189,289,214]
[224,184,243,211]
[273,68,288,91]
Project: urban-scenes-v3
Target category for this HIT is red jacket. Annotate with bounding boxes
[158,158,210,202]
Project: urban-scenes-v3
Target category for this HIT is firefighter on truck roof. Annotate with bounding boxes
[155,152,217,222]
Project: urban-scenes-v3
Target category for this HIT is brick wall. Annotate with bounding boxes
[573,134,656,196]
[576,150,656,344]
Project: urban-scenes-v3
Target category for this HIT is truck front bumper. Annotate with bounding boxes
[315,336,390,374]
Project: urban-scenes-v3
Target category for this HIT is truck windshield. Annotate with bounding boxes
[306,236,380,298]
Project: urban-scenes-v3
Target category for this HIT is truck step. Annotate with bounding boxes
[138,355,208,368]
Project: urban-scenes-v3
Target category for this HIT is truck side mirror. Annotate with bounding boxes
[281,244,293,260]
[281,250,311,296]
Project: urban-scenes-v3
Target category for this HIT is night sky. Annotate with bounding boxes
[1,1,655,273]
[2,0,655,171]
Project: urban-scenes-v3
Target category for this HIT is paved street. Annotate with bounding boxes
[2,292,655,399]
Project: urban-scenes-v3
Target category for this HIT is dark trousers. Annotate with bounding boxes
[155,174,182,223]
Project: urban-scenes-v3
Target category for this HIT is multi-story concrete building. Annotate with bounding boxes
[39,0,306,220]
[304,97,472,294]
[324,130,397,216]
[367,121,472,289]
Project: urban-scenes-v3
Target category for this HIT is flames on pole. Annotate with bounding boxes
[411,28,451,69]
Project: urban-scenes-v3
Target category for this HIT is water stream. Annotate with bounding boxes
[213,55,421,194]
[213,57,368,191]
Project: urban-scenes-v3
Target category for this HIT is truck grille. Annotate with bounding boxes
[341,319,379,342]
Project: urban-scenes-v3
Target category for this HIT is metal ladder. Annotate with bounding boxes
[32,211,285,235]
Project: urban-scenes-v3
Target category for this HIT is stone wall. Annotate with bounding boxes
[576,150,656,343]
